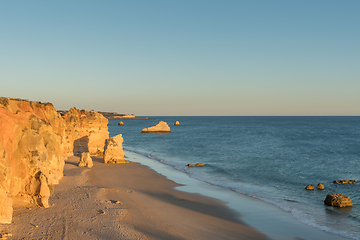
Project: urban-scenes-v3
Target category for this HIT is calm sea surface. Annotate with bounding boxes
[108,116,360,239]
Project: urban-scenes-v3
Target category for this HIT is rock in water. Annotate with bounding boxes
[103,134,128,163]
[78,152,93,168]
[141,121,171,133]
[305,185,314,190]
[174,121,180,126]
[324,193,353,207]
[333,179,357,184]
[187,163,205,167]
[316,183,325,190]
[118,121,124,125]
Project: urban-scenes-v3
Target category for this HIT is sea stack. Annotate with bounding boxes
[103,134,128,163]
[141,121,171,133]
[174,121,180,126]
[118,121,124,125]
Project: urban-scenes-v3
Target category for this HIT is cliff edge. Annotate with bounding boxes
[0,98,109,223]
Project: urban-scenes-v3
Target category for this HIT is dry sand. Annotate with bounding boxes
[2,156,269,240]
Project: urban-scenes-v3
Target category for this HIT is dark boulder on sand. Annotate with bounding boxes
[324,193,353,207]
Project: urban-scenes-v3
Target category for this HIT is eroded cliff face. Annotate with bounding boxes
[63,107,109,156]
[0,98,67,223]
[0,98,109,223]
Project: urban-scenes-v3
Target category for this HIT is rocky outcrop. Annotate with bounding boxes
[103,134,128,164]
[63,108,109,156]
[27,171,52,208]
[187,163,205,167]
[324,193,353,207]
[0,98,67,223]
[78,152,93,168]
[333,180,357,184]
[141,121,171,133]
[316,183,325,190]
[118,121,124,125]
[0,98,110,223]
[174,121,180,126]
[305,185,314,190]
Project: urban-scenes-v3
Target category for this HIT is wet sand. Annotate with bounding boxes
[5,156,268,240]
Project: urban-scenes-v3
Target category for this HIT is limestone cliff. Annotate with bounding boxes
[63,108,109,156]
[0,98,67,223]
[0,98,110,223]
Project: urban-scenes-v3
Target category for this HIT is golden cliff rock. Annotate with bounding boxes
[0,97,110,223]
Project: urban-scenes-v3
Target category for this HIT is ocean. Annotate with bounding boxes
[108,116,360,239]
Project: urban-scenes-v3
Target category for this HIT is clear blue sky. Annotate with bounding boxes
[1,1,359,116]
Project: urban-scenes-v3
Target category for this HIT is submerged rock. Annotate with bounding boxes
[305,185,314,190]
[333,180,357,184]
[103,134,128,164]
[324,193,353,207]
[141,121,171,133]
[316,183,325,190]
[187,163,205,167]
[78,152,93,168]
[174,121,180,126]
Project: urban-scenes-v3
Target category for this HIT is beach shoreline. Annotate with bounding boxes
[3,151,353,240]
[4,156,268,240]
[124,150,351,240]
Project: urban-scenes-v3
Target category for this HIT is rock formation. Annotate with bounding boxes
[78,152,93,168]
[174,121,180,126]
[0,97,110,223]
[118,121,124,125]
[333,179,357,184]
[63,108,109,156]
[305,185,314,190]
[141,121,171,133]
[316,183,325,190]
[0,98,67,223]
[187,163,205,167]
[103,134,128,164]
[324,193,353,207]
[0,186,12,224]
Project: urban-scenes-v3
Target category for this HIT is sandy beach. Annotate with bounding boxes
[4,156,269,240]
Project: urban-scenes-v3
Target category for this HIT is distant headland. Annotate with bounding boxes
[58,110,147,119]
